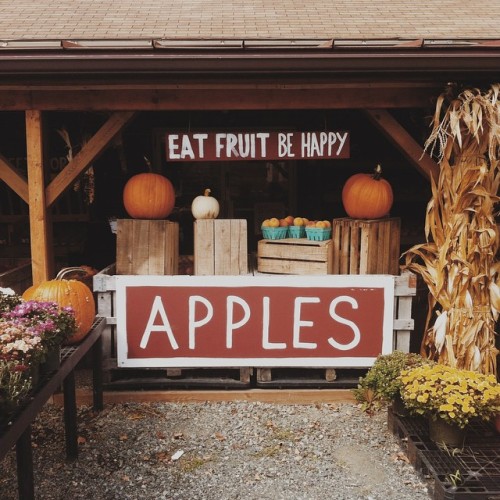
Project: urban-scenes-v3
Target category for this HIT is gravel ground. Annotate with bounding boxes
[0,397,432,500]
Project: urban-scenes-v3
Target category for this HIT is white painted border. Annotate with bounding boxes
[116,274,395,368]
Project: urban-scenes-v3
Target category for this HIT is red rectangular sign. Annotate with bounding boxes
[116,275,394,368]
[165,131,350,161]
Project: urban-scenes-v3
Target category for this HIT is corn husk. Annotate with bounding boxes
[403,84,500,376]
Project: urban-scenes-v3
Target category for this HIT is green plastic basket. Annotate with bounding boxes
[261,226,289,240]
[305,227,332,241]
[289,226,306,238]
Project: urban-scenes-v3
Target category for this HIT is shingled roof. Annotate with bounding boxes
[0,1,499,82]
[1,0,499,41]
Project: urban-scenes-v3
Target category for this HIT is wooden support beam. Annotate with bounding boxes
[365,109,440,181]
[26,110,53,284]
[45,111,135,206]
[0,86,439,111]
[0,152,29,203]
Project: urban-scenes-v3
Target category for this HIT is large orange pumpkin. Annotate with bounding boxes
[123,172,175,219]
[22,268,96,345]
[341,164,393,219]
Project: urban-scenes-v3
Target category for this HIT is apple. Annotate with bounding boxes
[262,219,271,227]
[269,217,280,228]
[323,220,332,228]
[284,215,295,225]
[293,217,304,226]
[279,218,290,227]
[315,220,327,228]
[302,218,310,225]
[306,220,316,227]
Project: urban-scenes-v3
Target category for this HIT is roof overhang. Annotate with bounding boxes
[0,38,499,81]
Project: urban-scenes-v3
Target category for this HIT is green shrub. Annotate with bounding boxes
[353,351,429,412]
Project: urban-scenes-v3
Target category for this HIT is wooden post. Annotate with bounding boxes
[26,110,53,284]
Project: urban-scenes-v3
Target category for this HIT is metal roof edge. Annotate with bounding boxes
[1,37,500,52]
[0,41,499,79]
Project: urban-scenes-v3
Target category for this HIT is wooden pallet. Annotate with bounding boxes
[257,238,332,275]
[102,359,253,389]
[255,367,363,388]
[94,268,417,386]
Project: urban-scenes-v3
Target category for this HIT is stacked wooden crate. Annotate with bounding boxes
[194,219,248,275]
[192,219,250,382]
[332,217,401,275]
[116,219,179,275]
[257,238,332,275]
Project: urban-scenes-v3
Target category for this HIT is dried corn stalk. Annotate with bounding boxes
[403,84,500,376]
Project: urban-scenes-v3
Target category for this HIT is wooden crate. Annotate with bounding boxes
[0,258,32,294]
[116,219,179,275]
[332,217,401,274]
[257,238,332,275]
[194,219,248,275]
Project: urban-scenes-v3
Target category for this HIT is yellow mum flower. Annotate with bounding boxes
[439,404,454,412]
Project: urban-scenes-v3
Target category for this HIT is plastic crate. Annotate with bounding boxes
[261,226,289,240]
[305,227,332,241]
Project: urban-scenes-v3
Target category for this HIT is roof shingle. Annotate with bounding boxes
[0,0,499,41]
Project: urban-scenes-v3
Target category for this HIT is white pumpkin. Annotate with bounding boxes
[191,189,220,219]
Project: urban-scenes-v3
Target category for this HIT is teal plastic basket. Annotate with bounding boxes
[305,227,332,241]
[288,225,306,238]
[261,226,289,240]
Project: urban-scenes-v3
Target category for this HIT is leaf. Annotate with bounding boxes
[214,432,226,441]
[433,311,447,354]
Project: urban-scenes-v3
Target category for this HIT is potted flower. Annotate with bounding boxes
[399,364,500,447]
[0,359,32,416]
[2,300,77,373]
[353,350,431,414]
[0,292,77,415]
[0,287,22,313]
[0,321,45,409]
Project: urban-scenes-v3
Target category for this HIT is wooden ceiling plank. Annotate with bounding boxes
[0,153,29,203]
[45,111,135,206]
[365,109,439,181]
[26,110,53,283]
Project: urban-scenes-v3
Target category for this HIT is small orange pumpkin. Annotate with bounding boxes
[22,267,96,345]
[342,164,393,219]
[123,172,175,219]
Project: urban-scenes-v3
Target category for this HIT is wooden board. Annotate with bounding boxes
[332,217,401,274]
[116,219,179,275]
[194,219,248,275]
[52,388,357,405]
[257,238,332,275]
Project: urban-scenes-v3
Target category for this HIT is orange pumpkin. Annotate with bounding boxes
[123,172,175,219]
[22,268,96,345]
[341,164,393,219]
